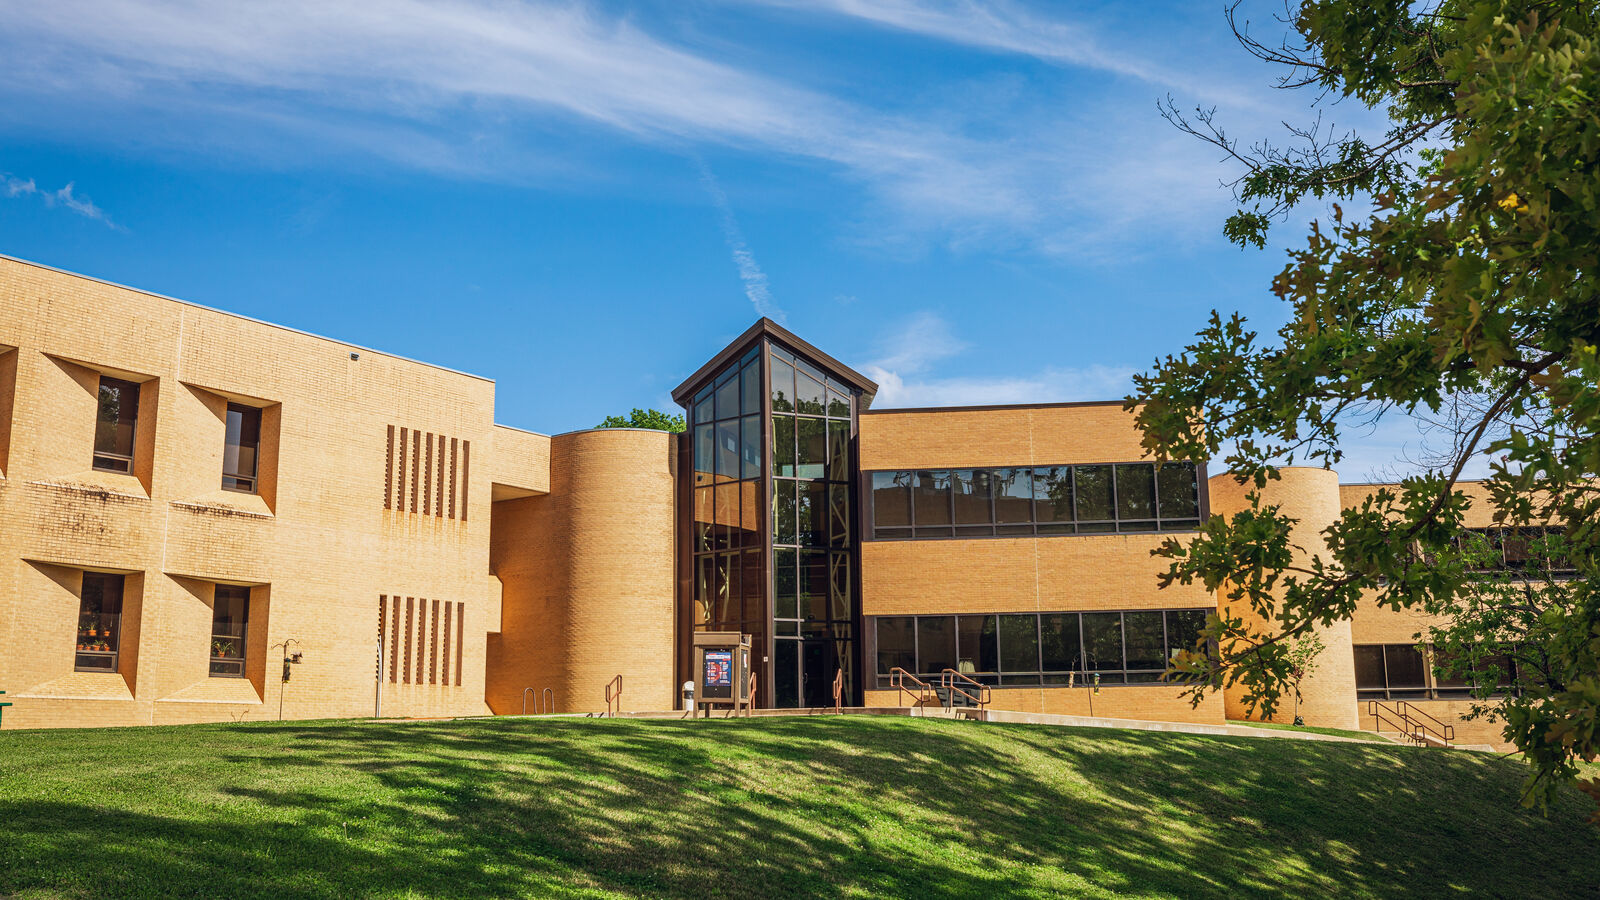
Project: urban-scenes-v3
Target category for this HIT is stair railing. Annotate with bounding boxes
[604,674,623,717]
[1395,701,1455,747]
[832,667,844,714]
[887,667,936,707]
[747,672,758,718]
[940,669,992,710]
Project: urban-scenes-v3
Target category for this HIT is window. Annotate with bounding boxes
[223,403,261,492]
[210,585,249,677]
[1353,643,1433,700]
[870,461,1202,539]
[93,376,140,473]
[875,609,1213,688]
[75,573,124,672]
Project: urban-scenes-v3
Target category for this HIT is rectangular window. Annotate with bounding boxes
[1074,465,1116,532]
[916,616,956,676]
[75,573,124,672]
[912,470,952,534]
[1156,462,1200,526]
[1165,609,1209,664]
[772,416,795,478]
[993,468,1034,533]
[1383,644,1428,698]
[826,419,850,483]
[951,469,993,535]
[1353,644,1386,699]
[876,616,915,682]
[871,471,912,539]
[1040,613,1081,681]
[1122,611,1165,681]
[1081,612,1124,682]
[956,614,998,679]
[716,420,739,478]
[795,370,826,416]
[774,548,798,619]
[795,418,826,479]
[93,376,140,473]
[1114,464,1158,531]
[740,416,761,480]
[997,613,1039,685]
[770,357,795,413]
[210,585,249,677]
[223,403,262,493]
[1032,466,1074,534]
[774,481,798,545]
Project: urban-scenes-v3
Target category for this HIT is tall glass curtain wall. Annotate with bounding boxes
[690,347,767,693]
[689,340,859,709]
[769,345,856,708]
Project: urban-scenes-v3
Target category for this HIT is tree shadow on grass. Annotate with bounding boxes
[1,716,1597,899]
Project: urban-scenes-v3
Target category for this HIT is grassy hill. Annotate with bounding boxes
[0,715,1595,899]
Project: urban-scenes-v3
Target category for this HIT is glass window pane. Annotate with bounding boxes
[713,553,734,627]
[741,550,764,625]
[1165,609,1209,664]
[94,377,140,458]
[801,550,828,621]
[1157,462,1199,521]
[1384,644,1427,689]
[1123,612,1165,671]
[76,573,124,671]
[224,404,260,482]
[795,371,825,416]
[716,373,740,421]
[694,424,715,484]
[827,389,850,419]
[1040,613,1080,671]
[770,357,795,413]
[714,482,738,551]
[1074,465,1114,524]
[1353,645,1387,691]
[912,471,952,527]
[956,615,998,675]
[1033,466,1074,526]
[1082,612,1123,672]
[1116,464,1157,523]
[774,548,798,618]
[828,483,850,547]
[876,617,915,679]
[741,416,761,480]
[694,486,713,552]
[694,389,714,425]
[716,420,739,478]
[772,416,795,478]
[952,469,993,526]
[998,614,1038,674]
[917,617,955,675]
[799,481,826,546]
[774,480,797,545]
[872,472,912,529]
[737,479,760,548]
[796,418,826,479]
[829,552,851,620]
[827,419,849,482]
[741,360,760,416]
[993,468,1032,525]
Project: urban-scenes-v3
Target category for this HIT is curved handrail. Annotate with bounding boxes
[887,667,936,707]
[522,686,536,715]
[747,672,758,717]
[940,669,992,709]
[540,687,554,715]
[832,667,844,714]
[604,674,623,717]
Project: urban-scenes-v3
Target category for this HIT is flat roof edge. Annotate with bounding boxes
[863,399,1131,415]
[0,253,495,384]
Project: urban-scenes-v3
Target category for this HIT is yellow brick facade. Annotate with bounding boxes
[0,258,1544,748]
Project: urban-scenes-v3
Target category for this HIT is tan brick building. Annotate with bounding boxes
[0,255,1532,748]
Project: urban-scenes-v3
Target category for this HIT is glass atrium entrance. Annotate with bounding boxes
[673,319,876,709]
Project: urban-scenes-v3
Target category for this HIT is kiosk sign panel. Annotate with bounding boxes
[703,650,733,699]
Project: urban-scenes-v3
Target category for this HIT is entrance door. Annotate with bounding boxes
[801,638,830,707]
[774,638,800,708]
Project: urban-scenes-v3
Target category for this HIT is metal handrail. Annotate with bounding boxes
[887,667,936,706]
[604,674,623,717]
[832,667,844,714]
[1367,700,1423,745]
[522,687,536,715]
[542,687,554,714]
[940,669,992,709]
[747,672,757,718]
[1395,701,1455,745]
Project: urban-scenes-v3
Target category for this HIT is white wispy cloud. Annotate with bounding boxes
[0,0,1291,255]
[862,311,1136,407]
[696,160,785,323]
[1,173,121,228]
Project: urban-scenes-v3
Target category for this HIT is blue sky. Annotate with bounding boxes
[0,1,1430,478]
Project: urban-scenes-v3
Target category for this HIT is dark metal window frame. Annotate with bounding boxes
[867,608,1213,689]
[222,402,262,494]
[1355,641,1522,701]
[863,461,1207,541]
[209,584,251,678]
[91,375,142,474]
[74,572,125,673]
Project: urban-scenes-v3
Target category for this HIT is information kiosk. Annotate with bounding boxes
[692,632,751,717]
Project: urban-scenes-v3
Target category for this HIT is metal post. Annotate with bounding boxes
[375,636,384,719]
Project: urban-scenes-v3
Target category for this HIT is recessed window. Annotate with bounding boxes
[223,403,262,493]
[210,585,249,677]
[92,376,140,473]
[75,573,124,672]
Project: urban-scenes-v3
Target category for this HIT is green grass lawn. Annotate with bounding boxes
[1,715,1596,899]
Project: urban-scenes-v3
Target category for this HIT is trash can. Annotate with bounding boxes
[681,680,695,713]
